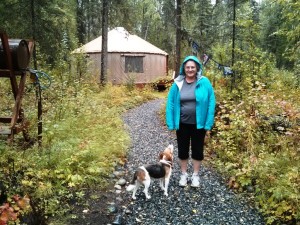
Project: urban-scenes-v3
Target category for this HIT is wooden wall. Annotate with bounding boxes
[87,52,168,84]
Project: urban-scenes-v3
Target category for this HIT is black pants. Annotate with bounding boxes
[176,123,206,160]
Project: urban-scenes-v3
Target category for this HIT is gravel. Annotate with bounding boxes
[114,98,265,225]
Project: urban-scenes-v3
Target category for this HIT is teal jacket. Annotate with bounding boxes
[166,56,216,130]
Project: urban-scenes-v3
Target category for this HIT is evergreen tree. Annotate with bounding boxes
[0,0,77,67]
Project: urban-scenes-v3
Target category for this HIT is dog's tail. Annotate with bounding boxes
[126,171,138,192]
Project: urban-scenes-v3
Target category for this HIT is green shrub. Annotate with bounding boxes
[0,66,157,223]
[208,66,299,224]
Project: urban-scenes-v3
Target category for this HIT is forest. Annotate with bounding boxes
[0,0,299,224]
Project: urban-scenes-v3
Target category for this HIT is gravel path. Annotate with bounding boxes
[119,98,265,225]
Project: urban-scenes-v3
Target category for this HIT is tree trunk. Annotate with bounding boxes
[31,0,42,146]
[231,0,236,91]
[76,0,85,44]
[232,0,236,67]
[101,0,109,85]
[175,0,182,78]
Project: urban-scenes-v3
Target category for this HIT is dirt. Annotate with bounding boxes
[67,184,125,225]
[65,165,131,225]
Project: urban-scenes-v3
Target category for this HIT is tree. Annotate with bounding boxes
[158,0,176,68]
[101,0,108,85]
[76,0,86,44]
[275,0,299,71]
[0,0,77,67]
[275,0,300,84]
[259,1,288,68]
[188,0,214,55]
[175,0,182,76]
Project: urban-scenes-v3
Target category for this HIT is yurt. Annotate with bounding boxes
[73,27,168,85]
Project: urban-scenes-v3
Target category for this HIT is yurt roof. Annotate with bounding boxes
[73,27,168,56]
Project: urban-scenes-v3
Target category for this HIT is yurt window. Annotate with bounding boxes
[125,56,144,73]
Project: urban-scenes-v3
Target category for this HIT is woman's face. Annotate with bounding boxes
[184,60,197,78]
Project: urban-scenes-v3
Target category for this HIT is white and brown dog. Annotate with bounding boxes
[126,144,174,200]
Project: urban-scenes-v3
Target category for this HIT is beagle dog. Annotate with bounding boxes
[126,144,174,200]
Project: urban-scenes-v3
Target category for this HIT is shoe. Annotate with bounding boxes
[179,173,188,187]
[191,173,200,187]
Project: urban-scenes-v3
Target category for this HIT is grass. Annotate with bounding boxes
[0,76,167,222]
[0,67,299,224]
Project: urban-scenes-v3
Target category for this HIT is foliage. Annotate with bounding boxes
[123,72,137,92]
[1,0,300,224]
[0,0,77,66]
[151,75,174,92]
[0,195,30,225]
[0,64,157,223]
[208,65,300,224]
[276,0,300,86]
[1,0,298,75]
[259,1,291,69]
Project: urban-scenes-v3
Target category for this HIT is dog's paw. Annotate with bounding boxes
[132,196,136,200]
[146,195,151,199]
[164,192,168,197]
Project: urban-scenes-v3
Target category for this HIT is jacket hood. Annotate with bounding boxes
[179,55,203,76]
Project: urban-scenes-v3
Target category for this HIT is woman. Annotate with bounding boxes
[166,55,216,187]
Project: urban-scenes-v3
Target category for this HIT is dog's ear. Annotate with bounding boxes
[165,153,173,161]
[159,152,164,159]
